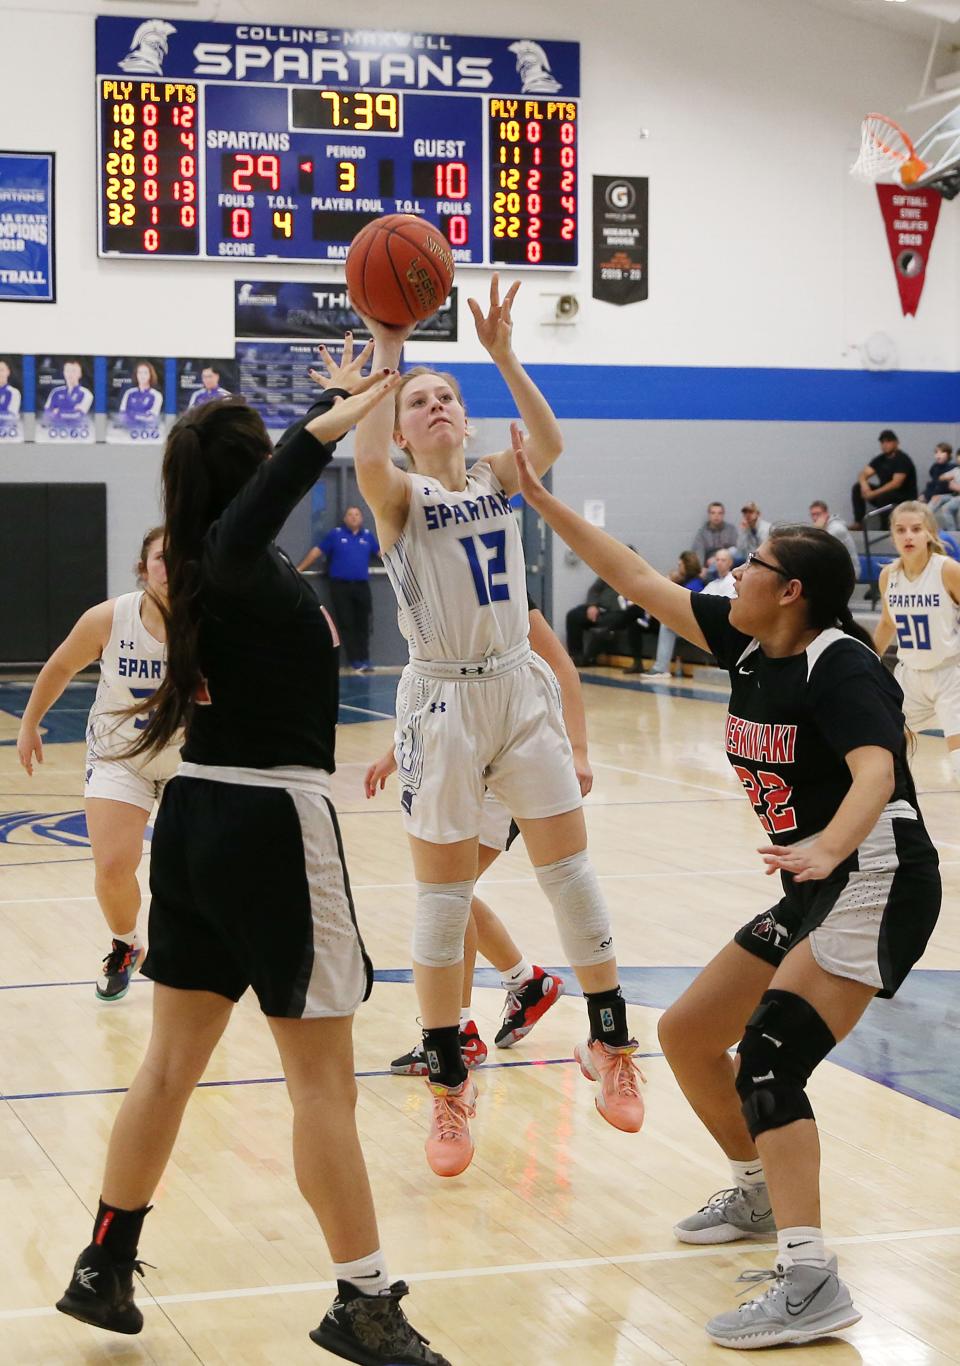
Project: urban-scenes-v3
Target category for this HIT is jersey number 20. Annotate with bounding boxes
[894,613,931,650]
[461,530,510,607]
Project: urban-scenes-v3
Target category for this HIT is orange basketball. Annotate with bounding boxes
[346,214,455,326]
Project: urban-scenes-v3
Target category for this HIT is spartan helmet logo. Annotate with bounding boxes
[119,19,177,75]
[508,40,562,95]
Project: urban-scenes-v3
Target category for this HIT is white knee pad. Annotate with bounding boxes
[950,748,960,783]
[412,879,474,968]
[534,851,614,967]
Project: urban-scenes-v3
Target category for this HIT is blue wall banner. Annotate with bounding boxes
[235,279,457,342]
[0,152,55,303]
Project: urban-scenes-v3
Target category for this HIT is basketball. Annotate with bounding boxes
[345,214,455,326]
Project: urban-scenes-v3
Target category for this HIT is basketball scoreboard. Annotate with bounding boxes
[96,18,580,269]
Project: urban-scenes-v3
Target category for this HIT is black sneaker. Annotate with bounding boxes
[495,966,565,1048]
[55,1243,145,1334]
[310,1279,451,1364]
[95,939,141,1002]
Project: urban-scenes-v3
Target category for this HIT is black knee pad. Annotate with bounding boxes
[735,989,836,1139]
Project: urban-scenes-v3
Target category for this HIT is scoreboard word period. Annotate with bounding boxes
[96,17,580,269]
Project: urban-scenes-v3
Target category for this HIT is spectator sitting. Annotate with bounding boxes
[700,547,737,598]
[692,501,738,573]
[581,596,651,668]
[629,550,705,679]
[736,502,772,562]
[809,499,859,577]
[921,442,956,513]
[566,573,621,665]
[850,428,917,529]
[934,465,960,532]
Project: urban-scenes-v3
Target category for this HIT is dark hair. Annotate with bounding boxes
[936,441,954,457]
[679,549,702,580]
[808,499,828,513]
[768,524,874,648]
[125,398,272,757]
[707,501,725,512]
[134,525,165,583]
[878,428,898,443]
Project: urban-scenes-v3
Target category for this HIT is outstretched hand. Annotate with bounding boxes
[307,332,376,394]
[468,273,520,360]
[757,838,838,883]
[305,371,402,445]
[511,422,546,506]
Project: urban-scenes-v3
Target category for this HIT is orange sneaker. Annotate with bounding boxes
[574,1039,646,1133]
[424,1077,478,1177]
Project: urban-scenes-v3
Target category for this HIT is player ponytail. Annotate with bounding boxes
[768,524,875,649]
[124,399,272,757]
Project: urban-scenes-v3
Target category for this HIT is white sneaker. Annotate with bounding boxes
[706,1259,860,1349]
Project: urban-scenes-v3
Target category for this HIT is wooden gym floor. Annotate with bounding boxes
[0,668,958,1365]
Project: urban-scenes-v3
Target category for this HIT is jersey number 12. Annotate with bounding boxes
[460,530,510,607]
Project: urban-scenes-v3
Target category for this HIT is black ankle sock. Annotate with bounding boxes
[421,1026,467,1088]
[585,986,629,1046]
[92,1199,151,1262]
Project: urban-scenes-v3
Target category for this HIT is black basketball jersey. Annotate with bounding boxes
[182,395,345,771]
[691,594,917,845]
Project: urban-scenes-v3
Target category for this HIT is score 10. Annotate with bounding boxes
[219,152,361,239]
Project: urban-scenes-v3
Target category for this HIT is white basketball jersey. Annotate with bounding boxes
[885,554,960,670]
[383,461,529,661]
[87,591,168,754]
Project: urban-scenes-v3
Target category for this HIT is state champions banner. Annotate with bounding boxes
[0,152,56,302]
[875,184,942,317]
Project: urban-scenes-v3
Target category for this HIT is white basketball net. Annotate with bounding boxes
[851,113,926,184]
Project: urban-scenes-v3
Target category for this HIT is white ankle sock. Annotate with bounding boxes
[501,958,534,989]
[730,1158,766,1190]
[777,1226,828,1269]
[459,1007,471,1029]
[333,1249,390,1295]
[114,930,139,950]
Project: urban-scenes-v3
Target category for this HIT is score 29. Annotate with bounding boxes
[222,153,282,192]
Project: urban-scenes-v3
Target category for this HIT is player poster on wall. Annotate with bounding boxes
[0,152,55,303]
[0,354,25,442]
[592,175,648,306]
[106,356,165,444]
[176,358,240,413]
[235,280,458,343]
[35,355,96,444]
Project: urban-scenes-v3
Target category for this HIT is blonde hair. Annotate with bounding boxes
[392,366,467,468]
[891,501,946,560]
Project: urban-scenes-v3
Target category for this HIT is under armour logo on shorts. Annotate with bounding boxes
[429,701,446,713]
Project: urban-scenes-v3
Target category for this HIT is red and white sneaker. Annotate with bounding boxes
[424,1077,478,1178]
[574,1039,646,1133]
[390,1025,487,1076]
[494,966,565,1048]
[459,1020,488,1068]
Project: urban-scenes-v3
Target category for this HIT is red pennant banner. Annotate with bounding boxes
[875,184,942,316]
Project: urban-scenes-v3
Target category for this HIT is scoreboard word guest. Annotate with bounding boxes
[96,17,580,268]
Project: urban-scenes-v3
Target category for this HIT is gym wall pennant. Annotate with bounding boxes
[875,184,942,316]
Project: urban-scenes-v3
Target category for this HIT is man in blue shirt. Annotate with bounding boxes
[298,505,380,671]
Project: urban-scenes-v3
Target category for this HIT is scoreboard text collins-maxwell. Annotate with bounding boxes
[96,17,580,269]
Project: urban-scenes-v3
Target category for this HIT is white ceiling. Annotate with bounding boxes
[800,0,960,36]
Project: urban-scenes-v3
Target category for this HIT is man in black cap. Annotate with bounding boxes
[850,429,917,529]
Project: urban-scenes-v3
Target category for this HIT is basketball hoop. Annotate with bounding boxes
[851,113,929,185]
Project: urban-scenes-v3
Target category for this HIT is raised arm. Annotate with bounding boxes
[528,607,593,795]
[512,428,710,651]
[472,277,563,495]
[351,320,414,550]
[17,601,114,775]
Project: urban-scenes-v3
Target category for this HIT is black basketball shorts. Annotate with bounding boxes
[735,800,941,999]
[142,774,373,1017]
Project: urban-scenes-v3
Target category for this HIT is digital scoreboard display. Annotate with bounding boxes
[95,18,580,269]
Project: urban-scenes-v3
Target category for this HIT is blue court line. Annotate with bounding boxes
[0,1054,667,1104]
